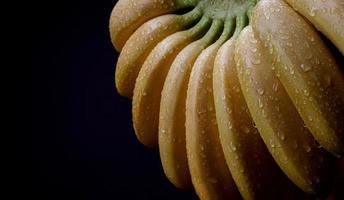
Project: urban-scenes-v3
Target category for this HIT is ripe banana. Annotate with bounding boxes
[252,0,344,156]
[159,20,223,189]
[109,0,198,51]
[185,18,240,200]
[115,8,202,97]
[285,0,344,55]
[213,19,303,200]
[235,25,335,195]
[133,16,212,147]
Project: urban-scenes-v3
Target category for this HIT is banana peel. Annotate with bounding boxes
[116,8,202,98]
[236,25,335,195]
[252,0,344,156]
[159,20,223,189]
[285,0,344,55]
[110,0,198,51]
[185,19,240,200]
[133,16,211,147]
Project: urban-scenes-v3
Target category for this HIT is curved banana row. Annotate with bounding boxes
[159,18,223,189]
[110,0,199,51]
[110,0,344,199]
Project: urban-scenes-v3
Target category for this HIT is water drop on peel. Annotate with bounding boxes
[300,63,312,72]
[257,88,265,95]
[258,99,264,108]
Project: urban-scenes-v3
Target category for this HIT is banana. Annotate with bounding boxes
[159,20,223,189]
[115,8,202,98]
[213,18,302,199]
[285,0,344,55]
[185,18,241,200]
[235,26,335,195]
[252,0,344,156]
[109,0,198,51]
[132,16,212,147]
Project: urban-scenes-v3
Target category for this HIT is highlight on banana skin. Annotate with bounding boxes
[109,0,344,199]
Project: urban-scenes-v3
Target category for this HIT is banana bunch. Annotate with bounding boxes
[109,0,344,199]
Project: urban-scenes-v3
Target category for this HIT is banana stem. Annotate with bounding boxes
[217,17,236,44]
[185,15,212,38]
[176,0,199,8]
[232,15,249,39]
[181,6,203,24]
[200,19,225,46]
[247,0,257,22]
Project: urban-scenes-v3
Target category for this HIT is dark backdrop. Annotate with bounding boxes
[27,0,197,199]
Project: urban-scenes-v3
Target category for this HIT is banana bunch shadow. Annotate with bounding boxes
[110,0,344,199]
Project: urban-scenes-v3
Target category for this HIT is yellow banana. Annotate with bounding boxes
[133,16,211,147]
[115,8,202,98]
[213,20,301,200]
[285,0,344,55]
[235,25,335,195]
[185,18,240,200]
[252,0,344,156]
[109,0,198,51]
[159,20,223,189]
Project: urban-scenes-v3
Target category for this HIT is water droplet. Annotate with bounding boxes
[251,38,258,44]
[251,47,258,52]
[230,142,237,151]
[252,58,261,65]
[308,116,313,122]
[258,99,264,108]
[303,89,310,96]
[300,64,312,72]
[258,88,265,95]
[245,68,252,76]
[273,82,279,92]
[270,139,275,148]
[290,68,295,75]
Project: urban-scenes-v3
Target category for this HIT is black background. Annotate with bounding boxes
[23,0,344,199]
[27,0,197,199]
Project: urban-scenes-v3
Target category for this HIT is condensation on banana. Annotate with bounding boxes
[115,8,202,98]
[236,25,335,195]
[185,18,240,200]
[252,0,344,156]
[159,19,223,189]
[110,0,198,51]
